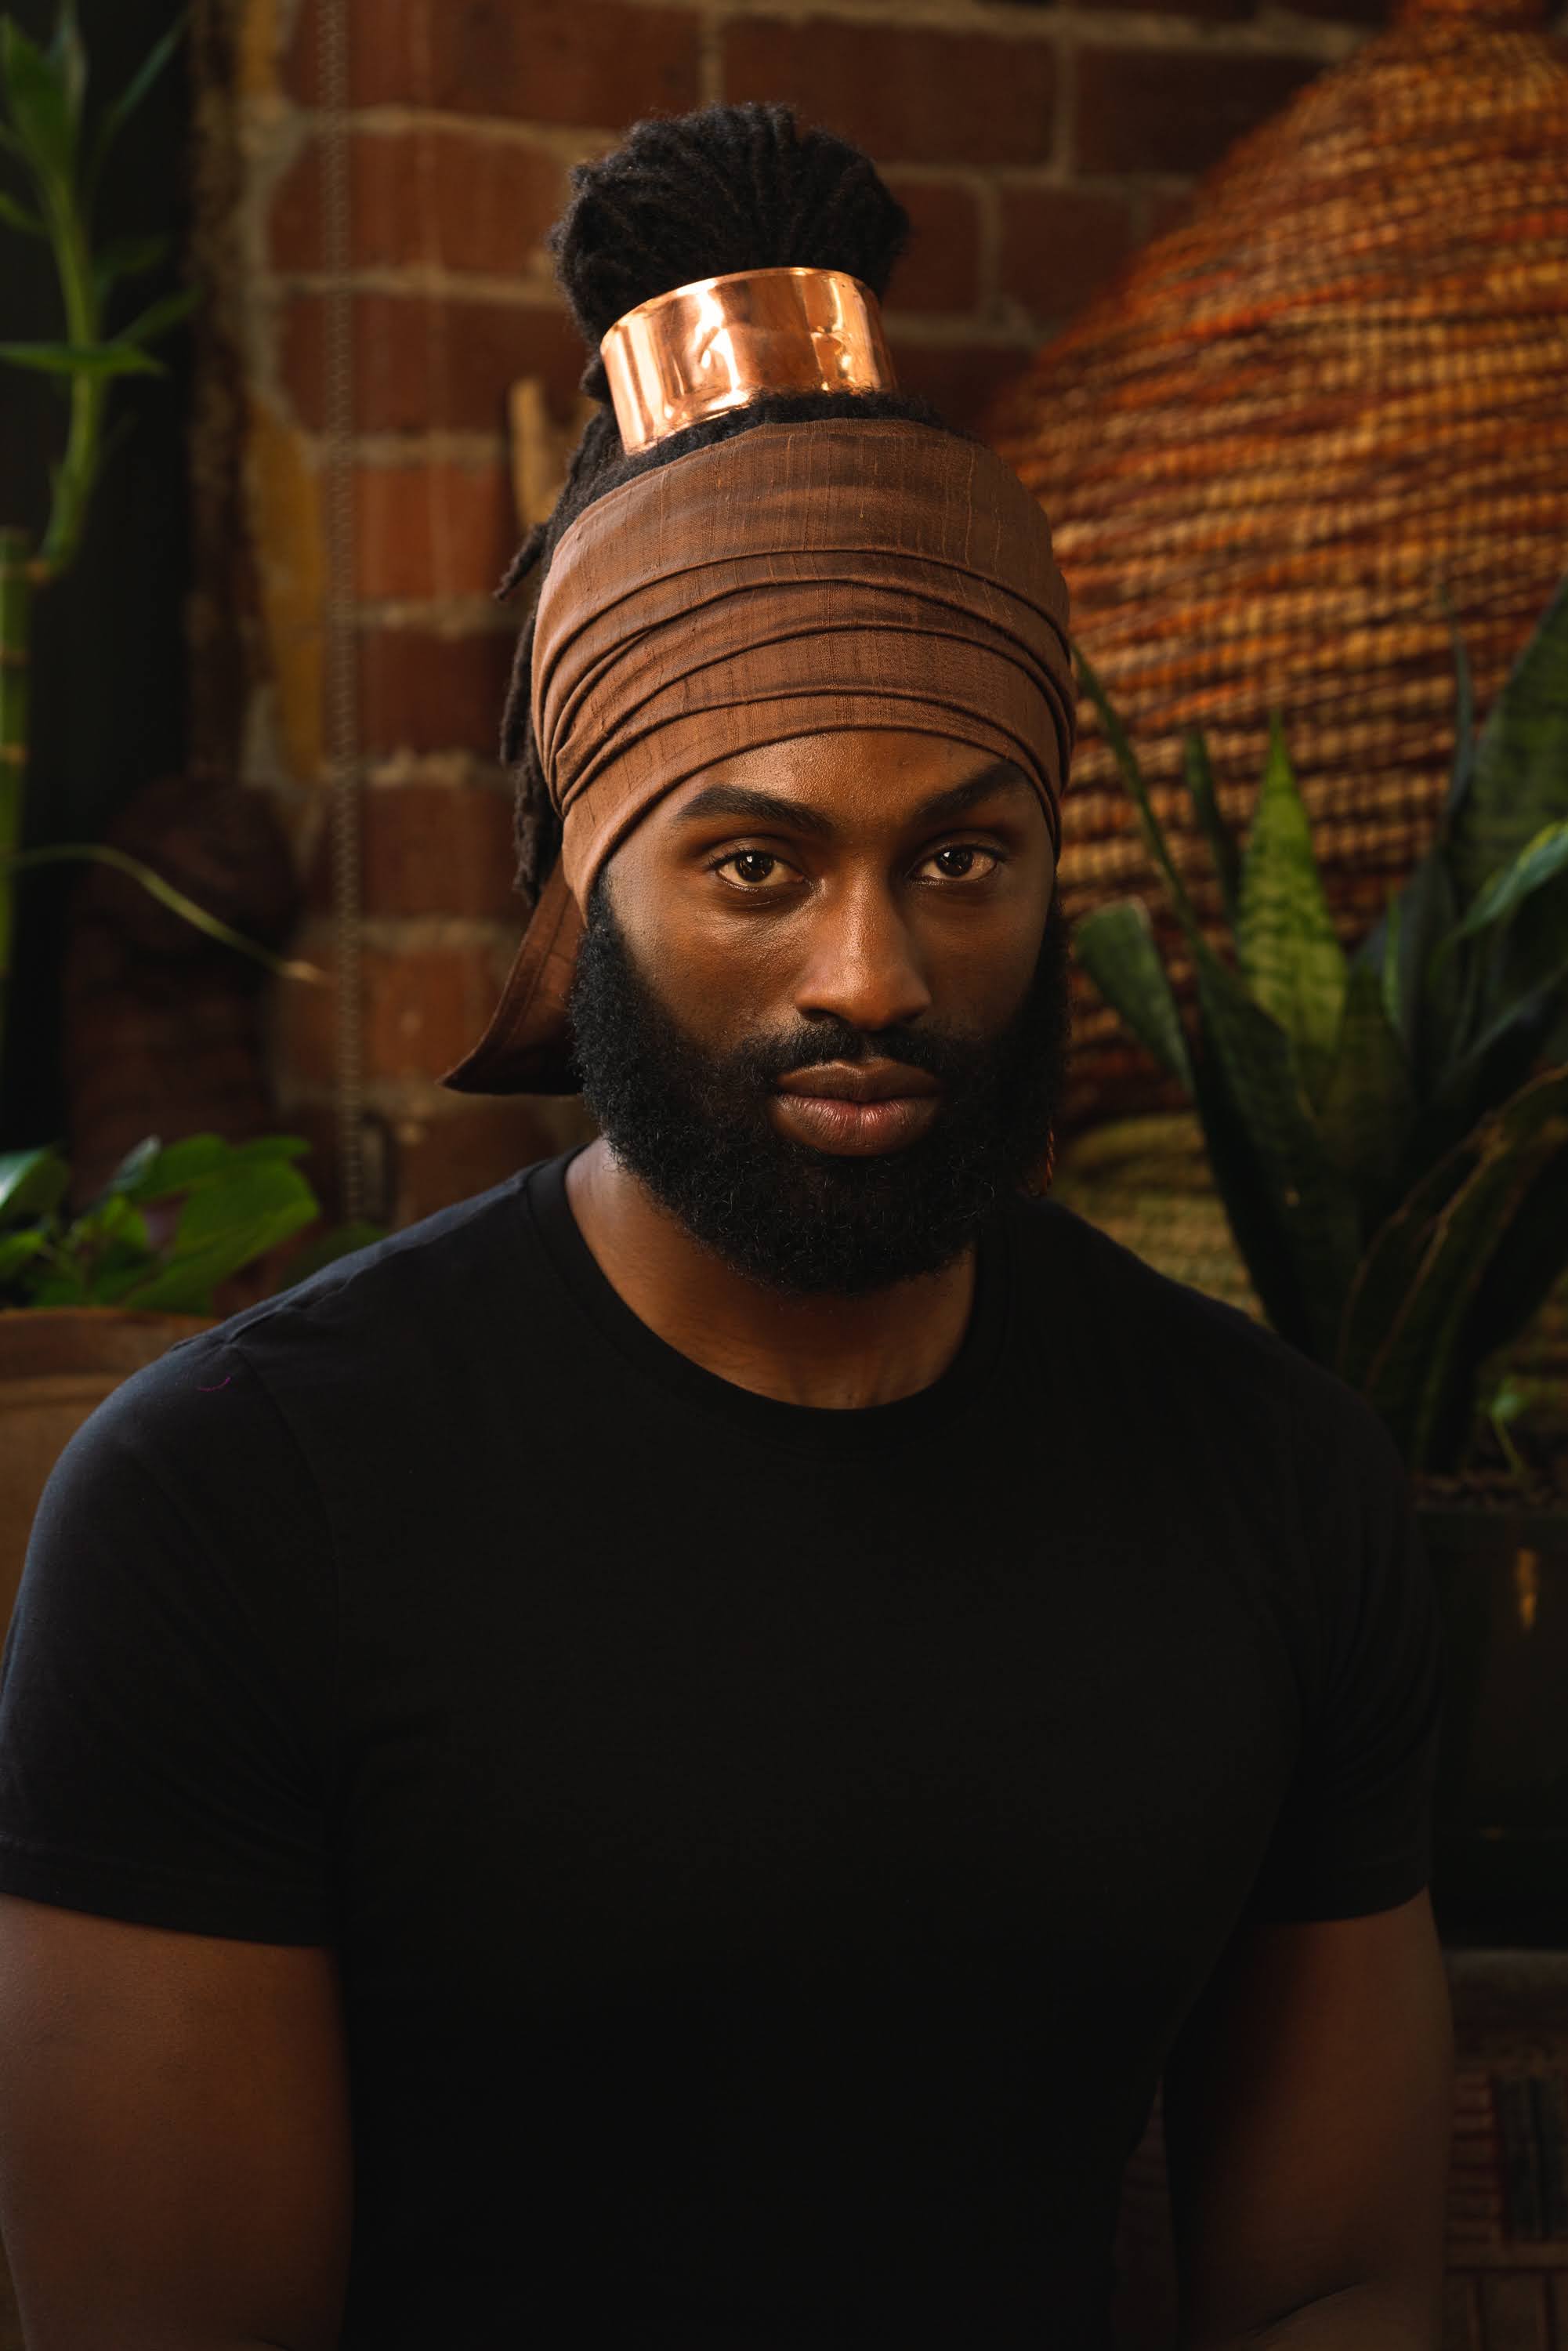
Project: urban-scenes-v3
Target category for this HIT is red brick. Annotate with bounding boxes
[1074,47,1322,177]
[275,937,517,1086]
[722,19,1058,169]
[885,338,1035,440]
[270,129,570,280]
[304,784,520,918]
[281,292,585,433]
[1000,187,1137,325]
[287,0,701,125]
[357,628,516,756]
[883,178,982,317]
[355,459,518,601]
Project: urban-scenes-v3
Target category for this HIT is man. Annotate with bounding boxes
[0,103,1450,2351]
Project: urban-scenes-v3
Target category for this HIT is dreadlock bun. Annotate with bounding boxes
[553,102,911,397]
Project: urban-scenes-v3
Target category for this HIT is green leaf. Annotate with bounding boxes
[114,1161,320,1310]
[1448,566,1568,913]
[0,1143,71,1226]
[1337,1065,1568,1469]
[1389,839,1461,1087]
[117,282,196,348]
[94,228,169,298]
[49,0,85,132]
[1404,947,1568,1185]
[1180,727,1241,936]
[1074,647,1208,946]
[1071,899,1194,1089]
[1315,958,1417,1223]
[0,1227,49,1284]
[1191,951,1364,1364]
[0,337,162,377]
[1233,715,1349,1106]
[0,16,74,186]
[0,187,45,235]
[1432,819,1568,967]
[85,13,185,197]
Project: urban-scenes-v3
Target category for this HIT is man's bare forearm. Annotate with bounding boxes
[1182,2273,1442,2349]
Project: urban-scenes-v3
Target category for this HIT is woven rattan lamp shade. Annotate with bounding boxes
[988,0,1568,1137]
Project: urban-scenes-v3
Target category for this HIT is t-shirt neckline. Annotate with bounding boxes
[519,1146,1016,1457]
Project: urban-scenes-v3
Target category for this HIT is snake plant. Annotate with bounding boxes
[1072,569,1568,1475]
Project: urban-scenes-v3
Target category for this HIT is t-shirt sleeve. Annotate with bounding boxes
[1242,1384,1447,1923]
[0,1335,338,1944]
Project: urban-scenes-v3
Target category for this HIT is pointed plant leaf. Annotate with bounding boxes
[1074,647,1207,945]
[117,283,196,347]
[1338,1065,1568,1467]
[1233,715,1348,1103]
[1432,820,1568,965]
[0,18,74,185]
[1390,839,1461,1086]
[1403,946,1568,1185]
[1316,958,1417,1222]
[1445,1135,1568,1397]
[94,228,169,297]
[0,1143,71,1226]
[0,187,45,236]
[1192,951,1363,1364]
[85,13,185,195]
[0,338,162,377]
[1181,728,1241,934]
[114,1165,320,1312]
[1449,566,1568,911]
[49,0,85,130]
[1071,899,1194,1089]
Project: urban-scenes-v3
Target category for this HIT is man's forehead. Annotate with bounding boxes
[662,734,1037,834]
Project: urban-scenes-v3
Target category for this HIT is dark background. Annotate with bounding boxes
[0,0,191,1150]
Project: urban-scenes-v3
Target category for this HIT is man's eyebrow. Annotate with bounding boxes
[672,760,1034,840]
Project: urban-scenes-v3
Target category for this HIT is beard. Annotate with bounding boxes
[565,874,1074,1299]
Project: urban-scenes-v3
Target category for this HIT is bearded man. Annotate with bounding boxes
[0,103,1451,2351]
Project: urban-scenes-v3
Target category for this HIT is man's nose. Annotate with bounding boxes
[791,875,934,1036]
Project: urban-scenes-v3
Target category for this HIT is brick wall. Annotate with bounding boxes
[212,0,1385,1230]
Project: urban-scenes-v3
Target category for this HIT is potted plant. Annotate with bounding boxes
[1071,571,1568,1939]
[0,6,382,1632]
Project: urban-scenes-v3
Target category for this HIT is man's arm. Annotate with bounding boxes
[0,1892,353,2350]
[1159,1886,1454,2349]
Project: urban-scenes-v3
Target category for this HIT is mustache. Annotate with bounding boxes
[722,1018,987,1092]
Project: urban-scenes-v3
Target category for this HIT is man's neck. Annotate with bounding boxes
[563,1137,980,1411]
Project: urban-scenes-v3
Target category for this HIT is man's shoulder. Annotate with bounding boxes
[1010,1192,1396,1465]
[72,1154,564,1465]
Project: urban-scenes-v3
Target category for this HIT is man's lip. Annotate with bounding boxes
[773,1060,940,1104]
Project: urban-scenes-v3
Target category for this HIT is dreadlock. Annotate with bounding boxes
[498,101,977,912]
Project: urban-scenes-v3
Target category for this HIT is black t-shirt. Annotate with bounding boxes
[0,1148,1444,2349]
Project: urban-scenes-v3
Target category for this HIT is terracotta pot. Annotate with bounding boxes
[0,1308,218,1644]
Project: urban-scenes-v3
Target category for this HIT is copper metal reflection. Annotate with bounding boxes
[601,266,897,455]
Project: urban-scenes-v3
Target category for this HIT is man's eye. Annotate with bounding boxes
[712,849,792,889]
[922,844,1001,882]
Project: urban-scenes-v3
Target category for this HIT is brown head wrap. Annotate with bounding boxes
[440,416,1074,1096]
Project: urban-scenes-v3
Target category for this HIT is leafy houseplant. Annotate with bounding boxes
[0,3,381,1309]
[1071,570,1568,1482]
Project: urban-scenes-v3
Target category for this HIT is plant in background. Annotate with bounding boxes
[0,3,382,1306]
[1071,569,1568,1478]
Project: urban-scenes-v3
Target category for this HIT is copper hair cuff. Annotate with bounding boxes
[600,266,897,455]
